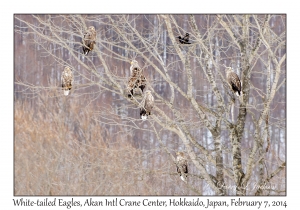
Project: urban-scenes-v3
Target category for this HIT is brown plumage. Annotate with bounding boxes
[82,26,96,55]
[176,152,188,182]
[127,60,147,98]
[140,90,154,120]
[225,67,241,96]
[61,66,74,96]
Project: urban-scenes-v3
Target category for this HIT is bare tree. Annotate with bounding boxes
[14,14,286,195]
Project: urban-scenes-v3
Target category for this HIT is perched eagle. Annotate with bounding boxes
[177,33,191,44]
[225,67,241,96]
[82,26,96,55]
[61,66,74,96]
[127,60,147,98]
[140,90,154,120]
[176,152,188,182]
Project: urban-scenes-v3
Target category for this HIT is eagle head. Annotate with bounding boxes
[64,66,71,71]
[176,151,184,157]
[131,60,138,66]
[225,67,233,73]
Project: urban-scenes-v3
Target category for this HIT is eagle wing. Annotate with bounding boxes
[182,159,188,173]
[177,158,187,172]
[228,72,241,93]
[139,74,147,92]
[144,93,154,112]
[127,71,139,97]
[83,31,90,46]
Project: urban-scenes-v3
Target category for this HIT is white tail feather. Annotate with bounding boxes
[64,90,69,96]
[141,115,147,121]
[236,92,240,96]
[180,175,187,182]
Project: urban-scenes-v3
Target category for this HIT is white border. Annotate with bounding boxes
[3,0,296,209]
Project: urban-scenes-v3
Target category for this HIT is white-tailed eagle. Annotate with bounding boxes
[127,60,147,98]
[176,151,188,182]
[82,26,96,55]
[140,90,154,120]
[61,66,74,96]
[225,67,241,96]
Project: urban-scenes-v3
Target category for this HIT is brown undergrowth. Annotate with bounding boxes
[14,99,178,195]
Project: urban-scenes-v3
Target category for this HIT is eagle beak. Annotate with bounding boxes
[130,61,133,65]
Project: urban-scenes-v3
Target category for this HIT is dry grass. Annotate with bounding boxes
[14,100,189,195]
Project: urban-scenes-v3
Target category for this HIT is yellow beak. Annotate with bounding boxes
[130,61,133,65]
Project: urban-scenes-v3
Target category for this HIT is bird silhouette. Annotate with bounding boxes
[177,33,191,44]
